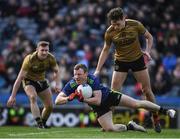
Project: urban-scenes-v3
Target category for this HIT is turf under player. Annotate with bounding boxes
[7,41,60,128]
[55,64,176,132]
[94,7,161,132]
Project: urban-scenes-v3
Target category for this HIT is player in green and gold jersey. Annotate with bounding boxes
[94,7,161,133]
[7,41,60,129]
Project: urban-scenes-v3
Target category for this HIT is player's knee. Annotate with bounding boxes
[111,81,121,90]
[29,95,37,103]
[104,127,114,132]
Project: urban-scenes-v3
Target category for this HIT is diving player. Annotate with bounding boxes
[55,64,176,132]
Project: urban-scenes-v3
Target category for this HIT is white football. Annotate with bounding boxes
[77,84,93,99]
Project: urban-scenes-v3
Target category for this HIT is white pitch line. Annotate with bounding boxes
[9,131,65,137]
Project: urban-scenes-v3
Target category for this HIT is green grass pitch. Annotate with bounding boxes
[0,126,180,138]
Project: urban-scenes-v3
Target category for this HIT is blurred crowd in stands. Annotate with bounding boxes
[0,0,180,98]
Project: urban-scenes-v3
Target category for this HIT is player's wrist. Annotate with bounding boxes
[145,49,151,53]
[67,97,71,102]
[11,94,16,98]
[95,70,100,73]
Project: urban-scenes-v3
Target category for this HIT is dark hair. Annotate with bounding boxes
[37,41,49,47]
[74,64,88,73]
[107,7,124,21]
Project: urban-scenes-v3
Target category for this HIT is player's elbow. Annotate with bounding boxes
[94,97,101,106]
[55,99,59,105]
[55,97,61,105]
[147,33,153,42]
[55,96,68,105]
[93,92,102,105]
[149,34,153,42]
[97,98,101,105]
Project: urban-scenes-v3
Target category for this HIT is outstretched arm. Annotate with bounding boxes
[55,92,69,105]
[94,42,111,76]
[7,69,26,107]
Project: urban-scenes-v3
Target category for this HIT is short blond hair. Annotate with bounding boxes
[37,41,49,47]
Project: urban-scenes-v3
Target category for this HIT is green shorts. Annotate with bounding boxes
[22,78,49,93]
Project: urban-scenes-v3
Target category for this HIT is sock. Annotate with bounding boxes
[152,112,159,123]
[159,107,167,115]
[35,117,43,125]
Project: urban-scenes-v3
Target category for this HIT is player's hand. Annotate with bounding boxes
[76,90,84,102]
[142,51,152,64]
[7,96,16,107]
[94,70,100,77]
[68,92,78,101]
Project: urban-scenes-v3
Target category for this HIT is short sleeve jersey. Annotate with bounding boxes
[62,74,110,104]
[105,19,146,62]
[22,51,57,81]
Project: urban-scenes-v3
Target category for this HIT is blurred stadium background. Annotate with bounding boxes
[0,0,180,130]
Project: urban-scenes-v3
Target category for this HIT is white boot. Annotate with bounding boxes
[167,109,176,118]
[127,121,147,132]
